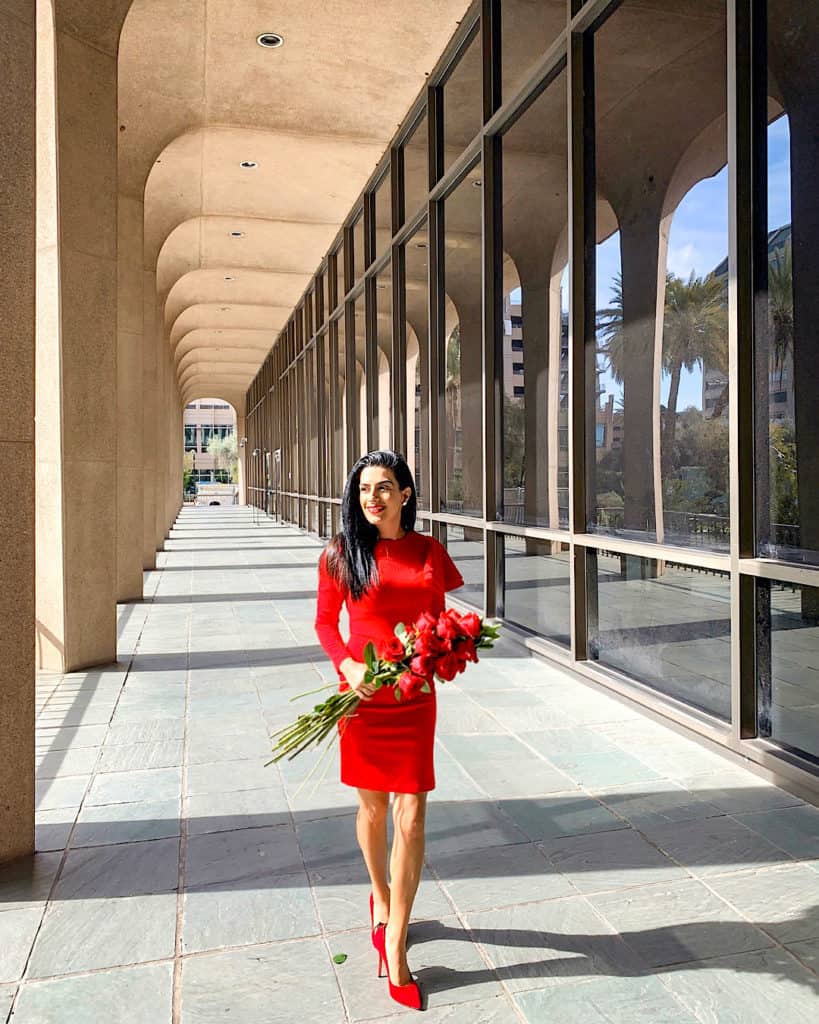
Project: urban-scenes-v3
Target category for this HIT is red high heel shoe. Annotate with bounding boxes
[372,924,422,1011]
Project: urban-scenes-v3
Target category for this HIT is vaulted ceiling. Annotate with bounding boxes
[118,0,472,409]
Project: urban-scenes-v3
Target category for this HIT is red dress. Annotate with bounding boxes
[314,531,464,793]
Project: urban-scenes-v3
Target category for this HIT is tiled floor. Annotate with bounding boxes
[3,506,819,1023]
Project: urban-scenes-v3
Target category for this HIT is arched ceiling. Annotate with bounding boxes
[118,0,472,407]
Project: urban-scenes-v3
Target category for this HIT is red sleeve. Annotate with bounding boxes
[314,551,354,673]
[433,538,464,592]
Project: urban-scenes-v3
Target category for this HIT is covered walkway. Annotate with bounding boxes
[1,507,818,1021]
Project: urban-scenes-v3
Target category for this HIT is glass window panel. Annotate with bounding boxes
[334,318,348,490]
[353,295,366,458]
[405,223,430,509]
[444,168,484,516]
[501,0,565,101]
[375,168,392,256]
[443,29,483,174]
[758,7,819,565]
[321,270,329,326]
[759,580,819,763]
[403,112,428,224]
[307,346,318,495]
[591,1,729,551]
[443,524,482,610]
[353,212,366,283]
[502,535,570,647]
[415,517,432,535]
[501,68,568,528]
[587,551,731,721]
[375,264,393,451]
[320,332,332,497]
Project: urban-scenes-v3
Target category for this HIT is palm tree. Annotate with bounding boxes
[768,240,793,386]
[598,271,727,472]
[661,271,727,465]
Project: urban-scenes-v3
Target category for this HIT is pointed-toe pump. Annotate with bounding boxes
[373,924,422,1011]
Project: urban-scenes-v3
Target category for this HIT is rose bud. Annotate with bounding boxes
[378,635,406,663]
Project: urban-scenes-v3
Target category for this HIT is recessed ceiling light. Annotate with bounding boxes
[229,230,245,238]
[224,275,236,282]
[414,241,427,249]
[240,160,258,169]
[472,179,483,188]
[256,32,284,48]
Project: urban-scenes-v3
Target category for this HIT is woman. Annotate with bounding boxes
[315,450,464,1011]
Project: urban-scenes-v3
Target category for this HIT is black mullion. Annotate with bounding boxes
[344,301,357,465]
[392,242,407,456]
[365,275,378,451]
[428,83,445,531]
[568,22,595,663]
[364,189,376,272]
[732,0,767,739]
[482,132,503,617]
[482,0,501,121]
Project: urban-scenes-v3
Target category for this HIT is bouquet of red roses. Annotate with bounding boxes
[267,609,500,765]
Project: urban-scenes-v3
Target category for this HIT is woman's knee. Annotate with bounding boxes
[358,789,389,827]
[393,796,426,843]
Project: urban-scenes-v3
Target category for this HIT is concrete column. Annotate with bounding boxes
[457,306,484,517]
[517,269,550,525]
[117,196,144,599]
[155,301,167,550]
[142,271,158,569]
[36,1,118,671]
[1,0,36,862]
[547,264,564,530]
[617,201,664,533]
[35,0,65,672]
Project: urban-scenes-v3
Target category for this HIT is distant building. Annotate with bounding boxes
[184,399,236,483]
[705,224,793,420]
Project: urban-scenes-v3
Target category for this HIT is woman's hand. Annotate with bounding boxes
[340,658,377,700]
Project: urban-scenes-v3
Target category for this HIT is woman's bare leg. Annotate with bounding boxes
[356,788,390,926]
[386,791,428,985]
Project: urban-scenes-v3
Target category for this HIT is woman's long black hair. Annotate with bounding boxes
[325,450,417,599]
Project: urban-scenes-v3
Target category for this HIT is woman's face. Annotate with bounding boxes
[359,465,411,534]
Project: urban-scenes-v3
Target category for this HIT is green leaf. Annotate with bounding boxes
[394,687,402,701]
[420,681,431,694]
[363,670,373,684]
[363,642,375,671]
[332,953,348,965]
[394,622,406,638]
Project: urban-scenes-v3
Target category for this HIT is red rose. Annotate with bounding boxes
[435,635,453,654]
[414,611,438,632]
[435,615,459,641]
[434,652,461,682]
[398,671,426,699]
[458,612,482,639]
[454,637,478,664]
[410,654,435,679]
[377,635,406,663]
[414,629,443,658]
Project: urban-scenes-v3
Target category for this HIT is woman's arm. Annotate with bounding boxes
[314,552,355,672]
[314,553,377,698]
